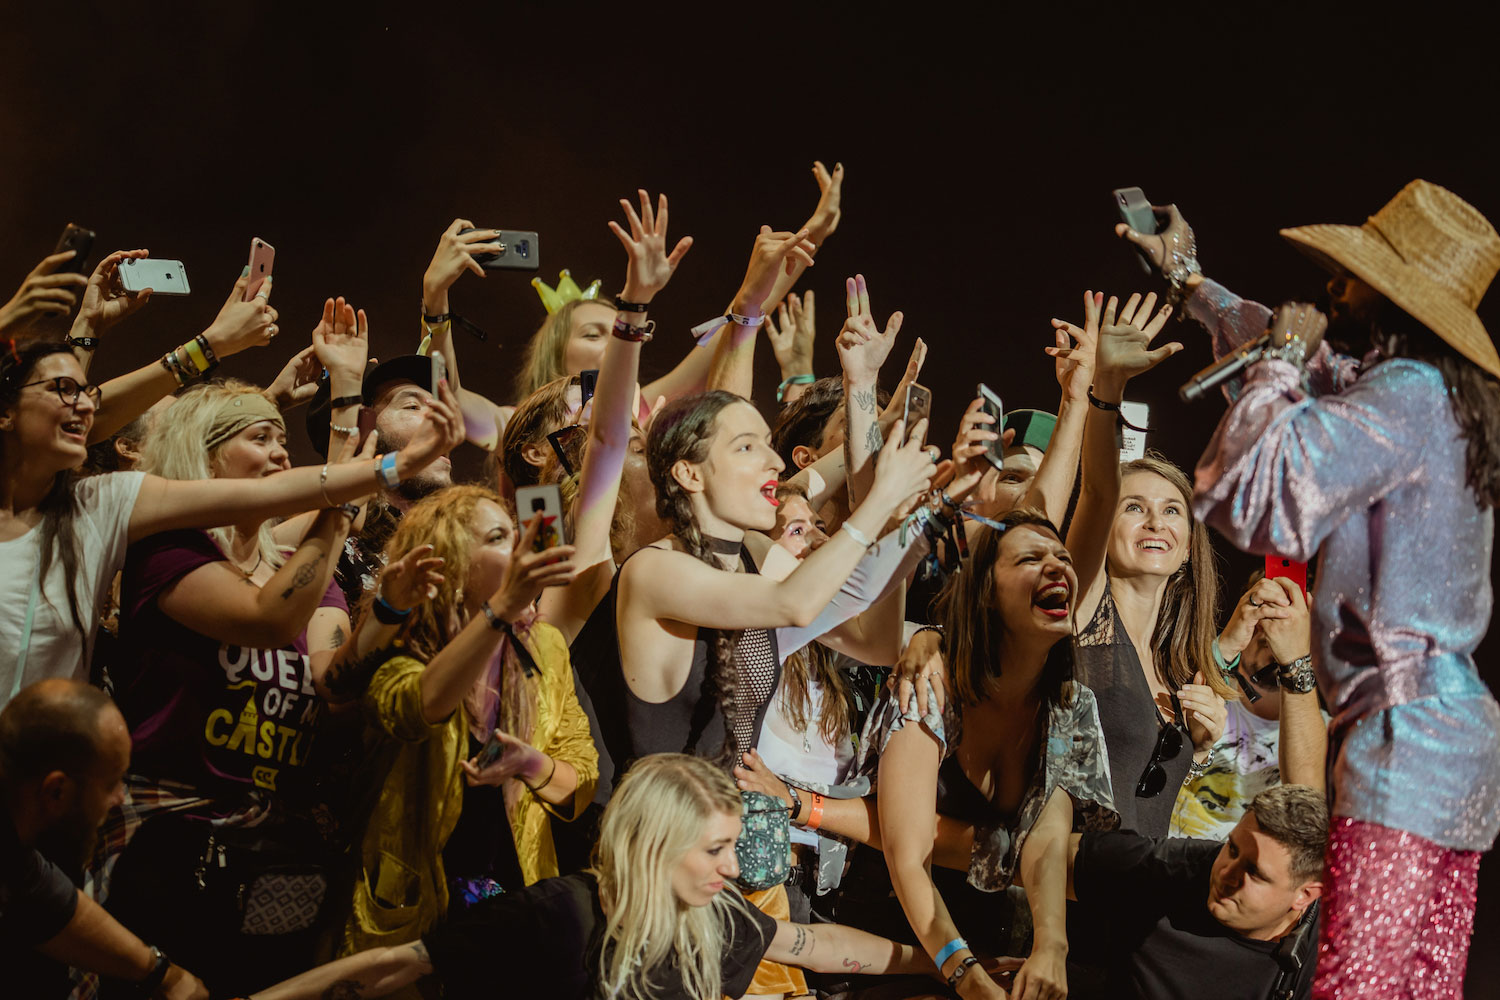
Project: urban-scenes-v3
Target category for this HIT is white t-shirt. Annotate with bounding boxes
[757,673,856,848]
[0,471,145,706]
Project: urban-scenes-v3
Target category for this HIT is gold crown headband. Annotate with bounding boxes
[532,269,602,315]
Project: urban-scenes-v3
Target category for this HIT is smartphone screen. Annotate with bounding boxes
[1265,554,1309,597]
[903,383,932,443]
[977,383,1004,471]
[1112,187,1158,274]
[244,237,275,300]
[515,484,565,551]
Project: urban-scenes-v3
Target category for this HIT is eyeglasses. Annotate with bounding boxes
[20,376,102,408]
[546,424,586,477]
[1135,692,1187,798]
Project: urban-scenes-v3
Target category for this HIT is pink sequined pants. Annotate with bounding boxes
[1314,817,1482,999]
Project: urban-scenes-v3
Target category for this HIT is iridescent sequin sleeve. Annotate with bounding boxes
[1193,357,1438,560]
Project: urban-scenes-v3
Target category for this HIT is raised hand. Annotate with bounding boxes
[729,226,816,317]
[733,749,798,815]
[74,249,153,336]
[1258,576,1311,667]
[0,250,90,335]
[378,543,446,612]
[804,160,845,244]
[487,515,580,621]
[1046,289,1103,405]
[1266,302,1328,364]
[869,417,939,511]
[946,396,1002,500]
[765,290,816,380]
[310,296,371,387]
[1092,292,1182,391]
[889,626,948,720]
[263,345,321,410]
[393,363,465,477]
[203,271,278,358]
[608,189,693,304]
[1115,202,1198,279]
[1180,670,1228,754]
[837,274,903,384]
[1218,576,1296,661]
[423,218,501,312]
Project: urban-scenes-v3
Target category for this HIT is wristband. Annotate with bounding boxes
[337,502,361,521]
[611,314,655,343]
[1277,653,1317,694]
[480,602,510,632]
[805,792,824,832]
[160,350,189,386]
[66,335,99,350]
[1211,636,1241,675]
[182,337,211,375]
[946,955,980,990]
[613,295,649,313]
[372,594,412,625]
[776,373,815,402]
[1186,750,1214,780]
[785,783,802,823]
[194,333,220,367]
[523,754,557,792]
[377,452,400,489]
[689,310,765,346]
[329,394,363,410]
[422,311,451,325]
[840,521,874,549]
[137,946,171,995]
[934,937,969,970]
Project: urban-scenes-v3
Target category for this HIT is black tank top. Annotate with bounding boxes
[575,545,781,790]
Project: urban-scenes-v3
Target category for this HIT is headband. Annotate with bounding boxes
[205,392,285,451]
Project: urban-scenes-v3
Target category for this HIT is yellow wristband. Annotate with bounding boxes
[182,338,210,374]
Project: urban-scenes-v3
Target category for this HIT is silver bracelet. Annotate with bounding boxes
[1186,749,1214,780]
[318,464,334,507]
[329,421,359,436]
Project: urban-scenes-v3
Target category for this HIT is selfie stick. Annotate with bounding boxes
[1178,332,1275,403]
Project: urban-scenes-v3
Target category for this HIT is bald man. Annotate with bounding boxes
[0,679,206,999]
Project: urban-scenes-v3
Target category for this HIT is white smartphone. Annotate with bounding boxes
[117,257,190,296]
[1119,401,1150,461]
[244,237,275,300]
[430,349,448,398]
[514,484,566,552]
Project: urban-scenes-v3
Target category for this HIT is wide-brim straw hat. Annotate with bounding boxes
[1279,179,1500,378]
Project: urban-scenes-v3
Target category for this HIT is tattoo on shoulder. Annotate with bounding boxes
[321,981,364,999]
[280,555,324,600]
[790,924,810,957]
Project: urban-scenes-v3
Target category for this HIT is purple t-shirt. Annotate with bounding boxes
[114,530,347,802]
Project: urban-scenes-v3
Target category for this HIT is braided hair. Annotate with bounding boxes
[645,390,746,766]
[1,341,88,640]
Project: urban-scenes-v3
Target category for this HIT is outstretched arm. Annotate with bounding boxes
[765,918,934,978]
[703,225,816,398]
[250,941,431,1000]
[39,892,207,999]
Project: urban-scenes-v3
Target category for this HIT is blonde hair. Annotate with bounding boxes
[378,484,537,743]
[593,754,752,1000]
[514,297,616,402]
[139,380,284,571]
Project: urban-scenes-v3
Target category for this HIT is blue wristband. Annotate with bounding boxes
[377,452,400,489]
[934,937,968,969]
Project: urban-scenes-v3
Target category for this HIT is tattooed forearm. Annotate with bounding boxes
[842,957,866,974]
[790,925,810,957]
[865,422,884,454]
[280,555,324,600]
[850,385,877,413]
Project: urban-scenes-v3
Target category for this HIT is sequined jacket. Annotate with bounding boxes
[1188,279,1500,851]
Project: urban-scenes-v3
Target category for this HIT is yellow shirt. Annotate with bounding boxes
[339,622,598,955]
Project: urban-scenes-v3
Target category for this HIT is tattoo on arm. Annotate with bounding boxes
[851,385,877,415]
[329,624,346,650]
[865,421,884,454]
[842,957,866,974]
[790,924,810,957]
[280,555,324,600]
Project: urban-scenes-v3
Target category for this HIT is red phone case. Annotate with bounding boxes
[1265,554,1308,595]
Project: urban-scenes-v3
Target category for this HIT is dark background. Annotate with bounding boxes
[3,5,1496,987]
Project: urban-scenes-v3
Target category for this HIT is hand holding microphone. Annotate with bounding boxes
[1179,302,1327,402]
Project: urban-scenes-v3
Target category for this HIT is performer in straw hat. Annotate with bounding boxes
[1116,181,1500,1000]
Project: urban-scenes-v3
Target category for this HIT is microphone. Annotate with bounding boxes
[1178,332,1274,403]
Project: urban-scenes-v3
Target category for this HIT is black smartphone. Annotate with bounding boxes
[474,730,505,769]
[1112,187,1159,274]
[54,223,96,275]
[902,383,932,443]
[458,228,540,271]
[977,382,1005,471]
[579,369,598,410]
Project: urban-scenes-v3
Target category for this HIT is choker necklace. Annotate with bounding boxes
[704,535,743,556]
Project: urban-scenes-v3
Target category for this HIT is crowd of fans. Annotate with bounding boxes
[2,166,1495,1000]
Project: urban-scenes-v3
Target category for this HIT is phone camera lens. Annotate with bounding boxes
[165,272,173,279]
[517,240,530,258]
[532,498,546,512]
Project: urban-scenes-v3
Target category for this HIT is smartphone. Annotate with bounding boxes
[578,369,598,410]
[1265,554,1309,597]
[1118,401,1150,461]
[244,237,275,300]
[474,730,505,769]
[902,383,932,443]
[458,227,540,271]
[1112,186,1158,274]
[118,257,190,296]
[54,223,96,275]
[515,484,566,552]
[430,349,448,398]
[977,382,1005,471]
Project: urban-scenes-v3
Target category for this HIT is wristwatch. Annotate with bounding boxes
[136,946,170,995]
[1276,654,1317,694]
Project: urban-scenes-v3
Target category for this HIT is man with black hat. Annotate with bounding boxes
[1119,181,1500,998]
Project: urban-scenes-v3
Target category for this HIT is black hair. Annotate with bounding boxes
[770,376,890,471]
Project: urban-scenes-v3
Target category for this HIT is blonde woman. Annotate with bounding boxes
[251,754,938,1000]
[338,484,594,954]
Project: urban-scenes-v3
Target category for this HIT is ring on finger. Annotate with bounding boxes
[266,324,279,337]
[1246,596,1261,607]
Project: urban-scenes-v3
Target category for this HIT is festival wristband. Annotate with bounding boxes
[377,452,400,489]
[329,394,362,410]
[934,937,969,970]
[689,310,764,346]
[66,335,99,350]
[372,595,411,625]
[805,792,824,832]
[613,295,649,313]
[840,521,874,548]
[776,373,815,402]
[1211,636,1241,674]
[611,314,655,343]
[182,337,211,374]
[194,333,220,367]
